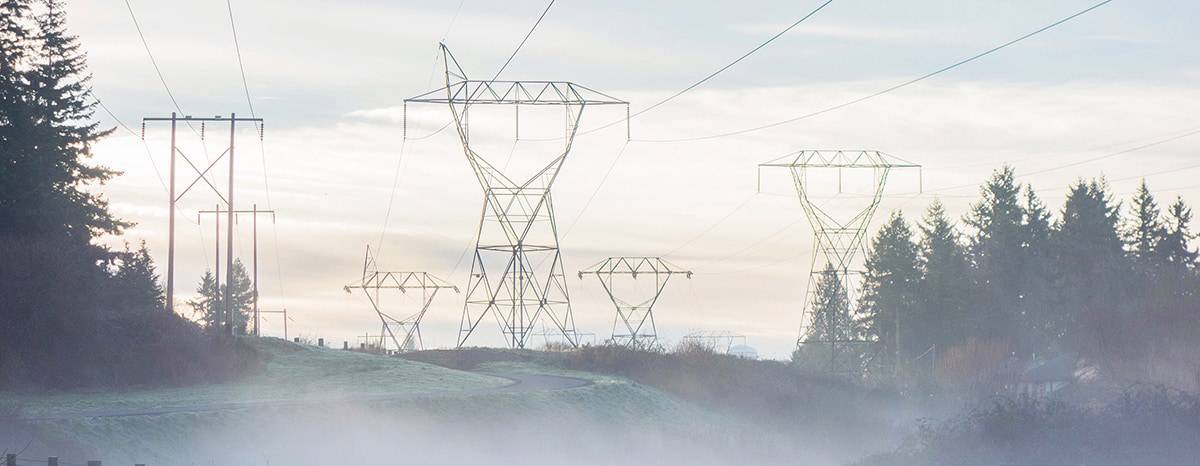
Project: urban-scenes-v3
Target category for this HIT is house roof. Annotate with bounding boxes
[1022,353,1078,383]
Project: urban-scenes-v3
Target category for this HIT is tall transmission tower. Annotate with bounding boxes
[758,150,920,375]
[578,257,692,350]
[143,113,263,337]
[405,44,629,349]
[343,246,459,352]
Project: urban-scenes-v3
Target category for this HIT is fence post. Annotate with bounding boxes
[317,338,324,347]
[6,453,15,466]
[343,341,348,350]
[47,457,58,466]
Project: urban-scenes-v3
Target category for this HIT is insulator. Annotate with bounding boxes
[200,122,206,140]
[140,121,145,140]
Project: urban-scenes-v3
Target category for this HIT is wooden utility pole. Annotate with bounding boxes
[142,113,264,316]
[259,308,289,340]
[165,114,177,314]
[199,205,275,336]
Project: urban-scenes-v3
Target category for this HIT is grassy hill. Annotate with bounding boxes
[1,339,780,466]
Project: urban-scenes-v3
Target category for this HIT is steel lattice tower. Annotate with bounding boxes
[344,246,459,352]
[405,45,629,349]
[758,150,919,374]
[578,257,692,350]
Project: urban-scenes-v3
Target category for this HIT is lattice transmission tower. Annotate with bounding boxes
[343,246,459,352]
[758,150,919,375]
[578,257,692,350]
[405,45,629,349]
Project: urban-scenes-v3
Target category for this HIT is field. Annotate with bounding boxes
[2,339,806,466]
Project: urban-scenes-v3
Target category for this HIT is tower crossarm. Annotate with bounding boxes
[757,150,920,170]
[407,80,628,107]
[343,271,460,294]
[402,44,630,144]
[577,256,693,279]
[343,246,459,352]
[578,256,692,350]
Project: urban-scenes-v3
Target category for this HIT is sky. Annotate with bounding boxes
[70,0,1200,358]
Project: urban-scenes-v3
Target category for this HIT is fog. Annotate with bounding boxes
[9,391,908,466]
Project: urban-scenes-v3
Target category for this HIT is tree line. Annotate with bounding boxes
[799,167,1199,387]
[1,0,261,388]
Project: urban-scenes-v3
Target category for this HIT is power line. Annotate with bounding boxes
[375,139,409,256]
[226,0,257,122]
[561,141,629,239]
[1017,126,1200,180]
[560,2,837,222]
[636,0,1116,143]
[920,124,1200,194]
[377,1,475,263]
[424,0,467,88]
[582,0,835,136]
[92,92,168,193]
[491,0,555,82]
[440,0,560,276]
[122,0,192,128]
[665,192,759,257]
[225,0,288,304]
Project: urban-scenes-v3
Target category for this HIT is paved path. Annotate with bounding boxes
[20,368,592,421]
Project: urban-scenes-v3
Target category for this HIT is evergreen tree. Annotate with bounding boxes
[1125,180,1165,267]
[107,241,164,314]
[794,263,863,374]
[1017,186,1058,354]
[964,167,1025,342]
[1160,197,1198,273]
[917,201,972,354]
[189,270,221,330]
[858,212,921,368]
[188,260,254,334]
[807,263,853,343]
[1,0,259,389]
[1053,179,1128,352]
[0,0,123,244]
[0,0,35,213]
[226,259,254,334]
[1159,197,1198,303]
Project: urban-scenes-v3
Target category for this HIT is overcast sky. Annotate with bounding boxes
[73,0,1200,358]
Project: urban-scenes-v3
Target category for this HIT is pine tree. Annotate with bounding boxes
[807,263,853,343]
[917,201,972,355]
[1159,197,1198,303]
[1017,186,1058,354]
[226,259,254,335]
[1126,181,1165,268]
[0,0,36,217]
[189,271,221,330]
[793,263,862,374]
[188,260,254,335]
[107,241,164,314]
[1053,179,1128,351]
[0,0,123,244]
[1160,197,1197,273]
[858,212,921,368]
[964,167,1025,342]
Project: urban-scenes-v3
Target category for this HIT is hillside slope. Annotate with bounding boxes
[2,339,788,466]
